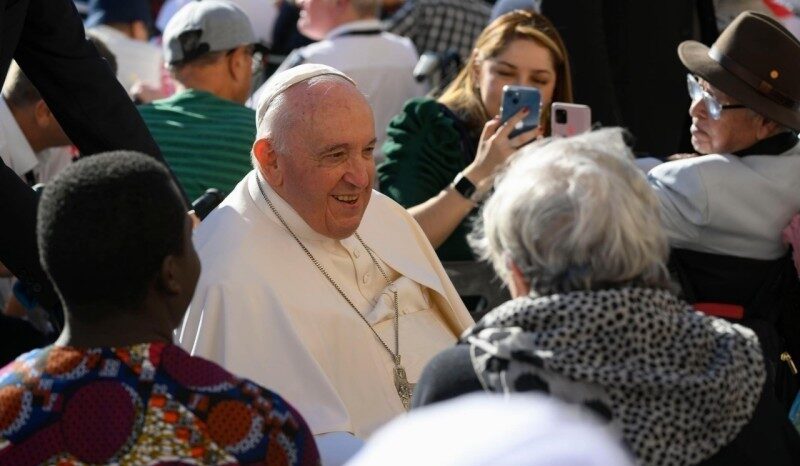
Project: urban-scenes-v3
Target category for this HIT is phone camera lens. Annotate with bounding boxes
[555,108,568,124]
[512,97,519,105]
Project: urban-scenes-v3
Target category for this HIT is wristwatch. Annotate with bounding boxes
[450,172,481,203]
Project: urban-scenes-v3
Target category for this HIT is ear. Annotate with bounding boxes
[33,100,52,128]
[226,47,242,80]
[225,46,251,85]
[507,260,531,298]
[755,116,782,140]
[156,254,183,296]
[253,138,283,187]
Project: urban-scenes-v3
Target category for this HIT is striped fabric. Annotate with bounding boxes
[138,90,255,201]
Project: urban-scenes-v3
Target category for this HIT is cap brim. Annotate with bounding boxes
[678,40,800,131]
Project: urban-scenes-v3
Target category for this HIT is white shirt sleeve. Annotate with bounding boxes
[646,159,710,248]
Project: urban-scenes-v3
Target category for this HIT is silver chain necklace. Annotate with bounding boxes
[256,176,413,409]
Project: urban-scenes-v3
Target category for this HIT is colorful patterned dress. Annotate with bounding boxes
[0,343,320,465]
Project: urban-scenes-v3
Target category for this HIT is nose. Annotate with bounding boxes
[342,153,373,189]
[517,76,537,88]
[689,97,706,119]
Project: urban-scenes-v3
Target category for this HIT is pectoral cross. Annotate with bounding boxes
[394,356,414,410]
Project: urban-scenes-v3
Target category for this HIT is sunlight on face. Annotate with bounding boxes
[274,81,377,239]
[689,79,759,154]
[475,38,557,118]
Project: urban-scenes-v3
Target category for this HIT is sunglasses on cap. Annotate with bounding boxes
[686,74,747,120]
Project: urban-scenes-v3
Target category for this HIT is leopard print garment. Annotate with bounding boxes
[466,286,765,466]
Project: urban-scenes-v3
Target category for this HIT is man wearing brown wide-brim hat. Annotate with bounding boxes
[643,10,800,261]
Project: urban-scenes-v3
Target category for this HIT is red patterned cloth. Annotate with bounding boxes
[0,343,319,465]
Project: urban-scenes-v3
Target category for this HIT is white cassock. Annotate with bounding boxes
[178,171,473,440]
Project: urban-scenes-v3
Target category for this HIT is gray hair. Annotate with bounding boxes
[253,73,361,165]
[470,128,671,294]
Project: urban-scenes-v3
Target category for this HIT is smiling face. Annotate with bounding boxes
[262,79,376,239]
[689,78,762,154]
[475,38,557,118]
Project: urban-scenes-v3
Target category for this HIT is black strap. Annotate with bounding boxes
[330,29,383,39]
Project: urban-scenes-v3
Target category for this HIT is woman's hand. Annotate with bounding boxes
[464,108,542,185]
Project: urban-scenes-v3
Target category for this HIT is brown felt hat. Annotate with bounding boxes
[678,11,800,131]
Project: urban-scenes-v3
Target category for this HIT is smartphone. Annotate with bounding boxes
[500,85,541,138]
[551,102,592,138]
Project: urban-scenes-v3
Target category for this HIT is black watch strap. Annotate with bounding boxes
[451,172,477,201]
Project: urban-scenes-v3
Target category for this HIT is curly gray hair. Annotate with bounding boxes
[470,128,671,294]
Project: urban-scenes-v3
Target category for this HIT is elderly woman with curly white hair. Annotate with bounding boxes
[412,129,800,466]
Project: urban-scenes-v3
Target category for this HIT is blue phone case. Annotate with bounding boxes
[500,85,541,138]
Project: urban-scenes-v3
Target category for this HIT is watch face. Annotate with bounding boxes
[454,174,477,198]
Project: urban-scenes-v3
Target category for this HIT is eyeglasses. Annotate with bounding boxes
[686,74,746,120]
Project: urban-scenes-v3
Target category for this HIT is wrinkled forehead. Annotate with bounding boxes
[291,78,368,113]
[256,67,356,129]
[292,81,375,139]
[268,78,373,135]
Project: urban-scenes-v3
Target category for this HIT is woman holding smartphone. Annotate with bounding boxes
[378,10,573,261]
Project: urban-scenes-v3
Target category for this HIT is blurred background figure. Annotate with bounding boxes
[0,62,70,183]
[347,394,633,466]
[139,0,260,200]
[0,32,116,185]
[385,0,491,73]
[255,0,424,163]
[156,0,278,47]
[84,0,163,97]
[271,0,316,59]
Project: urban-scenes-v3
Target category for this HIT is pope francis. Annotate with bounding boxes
[177,64,473,450]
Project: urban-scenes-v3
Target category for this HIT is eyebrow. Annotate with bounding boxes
[318,138,378,155]
[494,60,553,74]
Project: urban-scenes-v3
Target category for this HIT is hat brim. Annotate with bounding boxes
[678,40,800,131]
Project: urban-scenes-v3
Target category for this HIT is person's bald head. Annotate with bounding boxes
[257,74,370,155]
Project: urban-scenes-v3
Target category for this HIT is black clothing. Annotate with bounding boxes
[412,344,481,408]
[734,131,799,157]
[0,315,47,367]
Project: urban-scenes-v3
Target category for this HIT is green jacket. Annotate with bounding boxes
[378,97,477,261]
